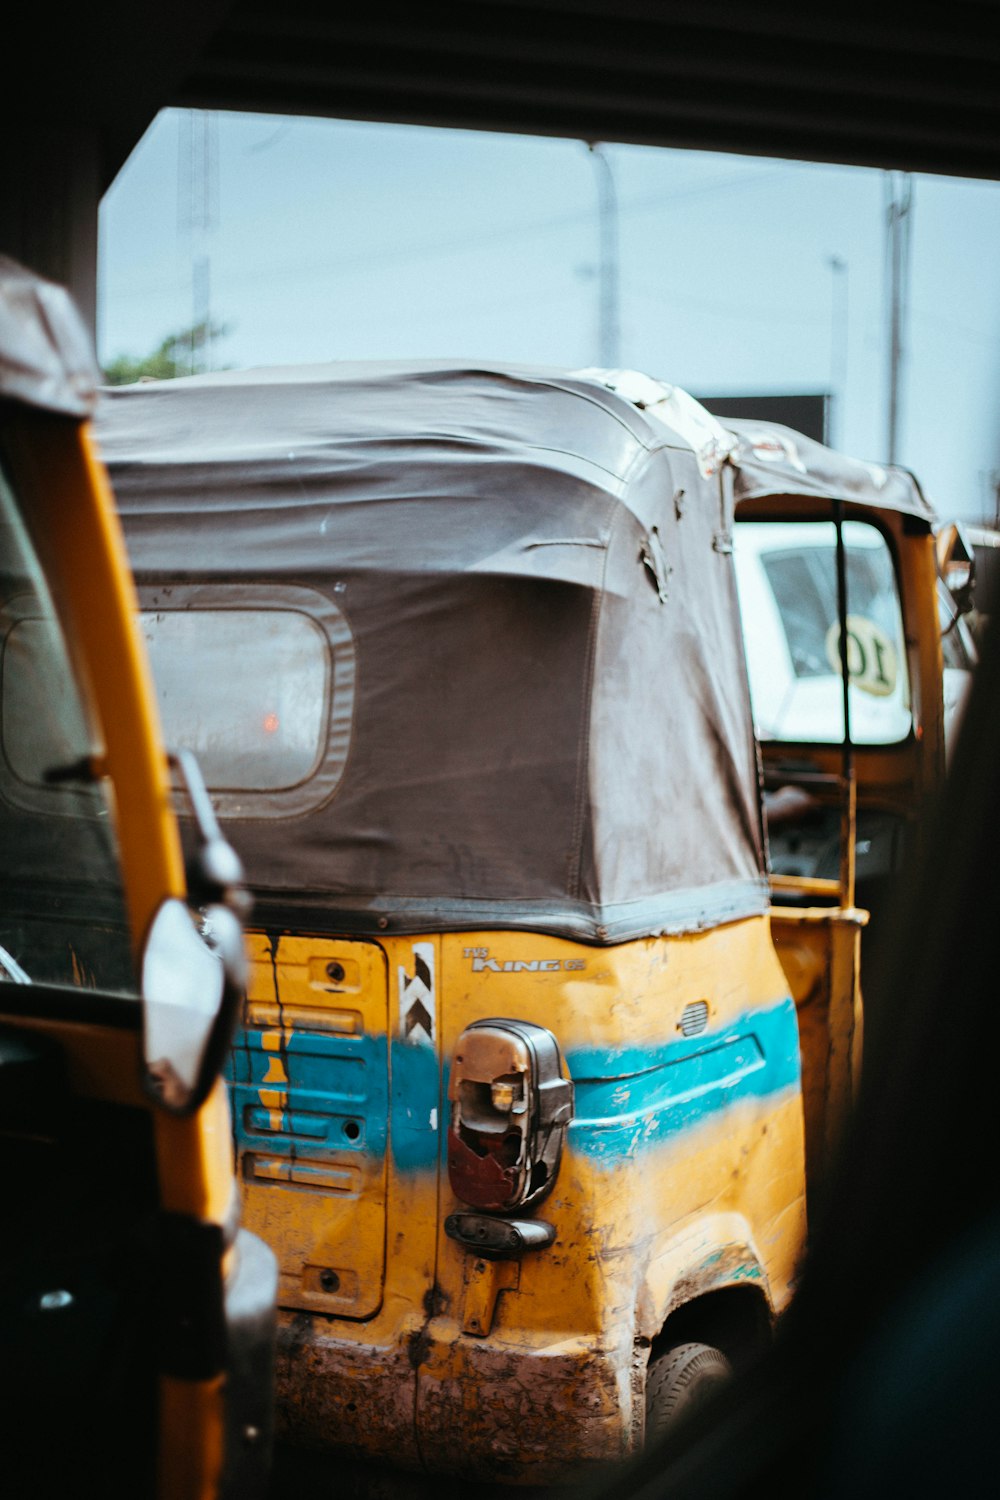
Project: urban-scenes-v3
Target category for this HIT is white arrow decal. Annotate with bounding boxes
[398,941,435,1044]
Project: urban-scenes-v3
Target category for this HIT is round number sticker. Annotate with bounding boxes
[825,615,898,697]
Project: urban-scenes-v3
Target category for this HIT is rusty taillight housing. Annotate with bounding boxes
[447,1018,573,1212]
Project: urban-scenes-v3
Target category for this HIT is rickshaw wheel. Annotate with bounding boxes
[645,1341,732,1445]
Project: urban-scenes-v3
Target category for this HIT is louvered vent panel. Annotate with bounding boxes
[679,1001,709,1037]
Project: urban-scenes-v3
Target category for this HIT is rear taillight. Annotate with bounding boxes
[447,1018,573,1212]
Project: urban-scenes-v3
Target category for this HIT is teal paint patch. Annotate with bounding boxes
[731,1262,764,1281]
[389,1036,441,1172]
[226,1028,442,1172]
[227,1026,389,1160]
[566,998,800,1160]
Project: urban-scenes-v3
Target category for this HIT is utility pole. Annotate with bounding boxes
[884,172,913,466]
[178,110,219,374]
[586,142,620,368]
[826,254,848,447]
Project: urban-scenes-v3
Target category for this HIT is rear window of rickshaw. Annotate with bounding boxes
[137,587,355,818]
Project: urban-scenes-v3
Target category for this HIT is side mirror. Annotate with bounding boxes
[141,898,245,1114]
[936,521,976,616]
[141,749,251,1114]
[169,748,253,919]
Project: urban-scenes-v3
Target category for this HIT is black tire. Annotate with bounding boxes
[644,1341,732,1446]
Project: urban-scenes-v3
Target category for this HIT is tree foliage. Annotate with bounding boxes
[102,319,231,386]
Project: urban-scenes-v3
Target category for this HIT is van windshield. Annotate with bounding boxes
[733,519,911,745]
[0,456,136,996]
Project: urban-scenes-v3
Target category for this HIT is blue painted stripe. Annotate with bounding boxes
[226,1028,442,1171]
[566,998,801,1160]
[388,1037,441,1172]
[228,1026,389,1159]
[226,996,800,1175]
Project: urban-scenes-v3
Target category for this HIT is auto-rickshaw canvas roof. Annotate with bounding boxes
[0,257,99,419]
[96,361,768,944]
[726,418,937,523]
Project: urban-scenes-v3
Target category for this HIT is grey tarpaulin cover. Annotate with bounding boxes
[0,256,99,419]
[96,361,768,944]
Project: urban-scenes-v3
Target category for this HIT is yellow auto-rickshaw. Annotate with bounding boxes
[97,361,863,1485]
[719,419,986,1208]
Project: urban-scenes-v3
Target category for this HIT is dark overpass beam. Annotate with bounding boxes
[1,2,235,325]
[0,128,101,335]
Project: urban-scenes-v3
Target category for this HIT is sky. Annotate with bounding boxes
[98,109,1000,523]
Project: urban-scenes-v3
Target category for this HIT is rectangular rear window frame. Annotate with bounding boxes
[138,581,356,820]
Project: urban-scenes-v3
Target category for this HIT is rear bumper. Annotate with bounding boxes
[273,1311,637,1484]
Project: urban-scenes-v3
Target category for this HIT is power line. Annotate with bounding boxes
[115,160,800,301]
[629,278,826,327]
[910,307,999,351]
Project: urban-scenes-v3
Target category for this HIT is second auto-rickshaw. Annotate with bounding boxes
[728,421,974,921]
[96,361,858,1484]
